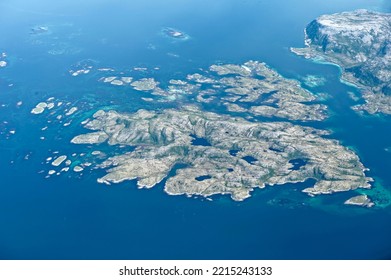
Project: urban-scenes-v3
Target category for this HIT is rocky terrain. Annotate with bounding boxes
[95,60,328,121]
[344,194,374,207]
[189,61,328,121]
[30,59,374,203]
[71,107,372,201]
[292,9,391,115]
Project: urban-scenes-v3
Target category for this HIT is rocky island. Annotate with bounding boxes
[292,10,391,115]
[29,59,377,205]
[30,59,375,204]
[161,27,189,40]
[187,61,328,122]
[71,106,372,201]
[344,194,374,208]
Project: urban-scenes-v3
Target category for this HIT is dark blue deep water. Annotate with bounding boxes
[0,0,390,259]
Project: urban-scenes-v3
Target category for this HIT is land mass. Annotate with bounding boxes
[344,194,374,207]
[33,59,374,204]
[71,106,372,201]
[189,61,328,122]
[292,9,391,115]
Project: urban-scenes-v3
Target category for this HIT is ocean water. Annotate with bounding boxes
[0,0,390,259]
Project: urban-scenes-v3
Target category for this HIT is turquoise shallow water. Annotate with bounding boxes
[0,0,390,259]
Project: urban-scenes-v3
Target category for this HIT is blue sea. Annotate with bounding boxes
[0,0,390,259]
